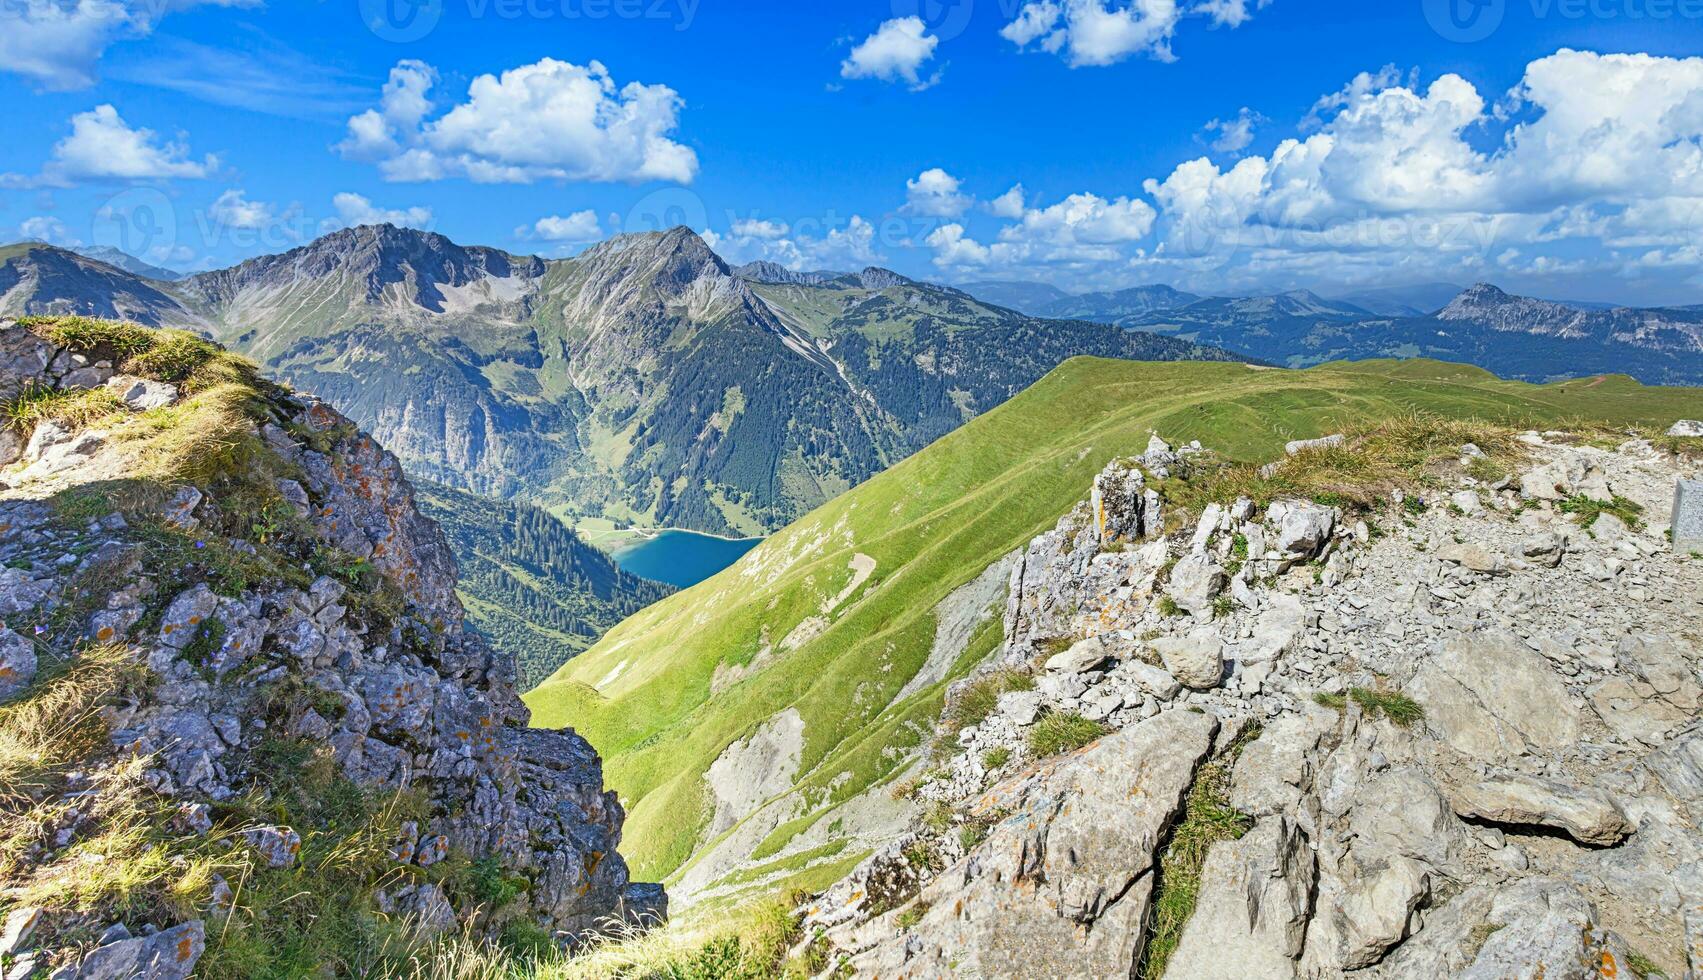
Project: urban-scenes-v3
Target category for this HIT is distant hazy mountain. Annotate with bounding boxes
[71,245,184,281]
[1127,282,1703,383]
[0,225,1245,535]
[955,279,1071,314]
[1035,284,1203,323]
[1332,282,1464,317]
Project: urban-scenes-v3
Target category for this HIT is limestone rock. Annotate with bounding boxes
[1090,459,1148,544]
[1519,531,1566,567]
[1045,636,1111,674]
[1450,774,1633,846]
[51,920,204,980]
[1674,478,1702,552]
[1456,879,1634,980]
[242,826,303,868]
[1669,419,1703,437]
[1165,552,1225,614]
[105,375,178,411]
[1,906,41,957]
[1407,631,1581,761]
[1336,856,1430,969]
[851,710,1217,978]
[1166,817,1316,978]
[1286,433,1345,456]
[999,689,1042,725]
[1151,630,1224,689]
[0,626,36,703]
[1520,454,1588,500]
[1266,499,1334,557]
[1437,541,1505,574]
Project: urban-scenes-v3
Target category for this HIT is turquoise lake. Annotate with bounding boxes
[611,529,763,589]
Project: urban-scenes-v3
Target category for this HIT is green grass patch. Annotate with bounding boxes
[1026,710,1109,758]
[1559,493,1645,531]
[981,746,1011,770]
[1348,687,1424,727]
[2,380,125,434]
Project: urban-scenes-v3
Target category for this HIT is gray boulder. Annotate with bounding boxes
[0,626,36,703]
[1285,433,1345,455]
[1450,774,1633,847]
[1336,856,1431,969]
[105,375,178,411]
[1045,636,1112,674]
[1457,879,1634,980]
[1666,419,1703,437]
[1165,552,1225,614]
[50,920,203,980]
[1266,499,1334,558]
[1407,631,1581,761]
[1151,630,1225,689]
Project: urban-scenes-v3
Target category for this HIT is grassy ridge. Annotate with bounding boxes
[524,357,1701,883]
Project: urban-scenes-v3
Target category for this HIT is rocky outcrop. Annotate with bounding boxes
[843,710,1218,978]
[0,318,660,976]
[802,427,1703,978]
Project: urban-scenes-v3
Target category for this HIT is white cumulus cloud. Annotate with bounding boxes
[19,216,78,244]
[1203,107,1264,154]
[709,216,882,271]
[339,58,699,185]
[33,105,217,184]
[1001,0,1270,67]
[841,17,942,90]
[988,184,1026,219]
[519,210,603,242]
[209,188,275,229]
[0,0,252,91]
[904,167,972,217]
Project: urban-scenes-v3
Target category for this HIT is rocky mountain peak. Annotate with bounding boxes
[182,224,545,311]
[732,261,836,286]
[856,267,911,290]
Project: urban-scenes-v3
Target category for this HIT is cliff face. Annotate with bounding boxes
[0,317,659,977]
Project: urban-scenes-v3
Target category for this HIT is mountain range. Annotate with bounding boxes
[957,278,1703,385]
[0,228,1243,535]
[6,231,1701,539]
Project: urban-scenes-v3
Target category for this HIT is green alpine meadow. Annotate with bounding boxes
[525,355,1702,893]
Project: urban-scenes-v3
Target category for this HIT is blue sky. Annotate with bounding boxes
[5,0,1703,304]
